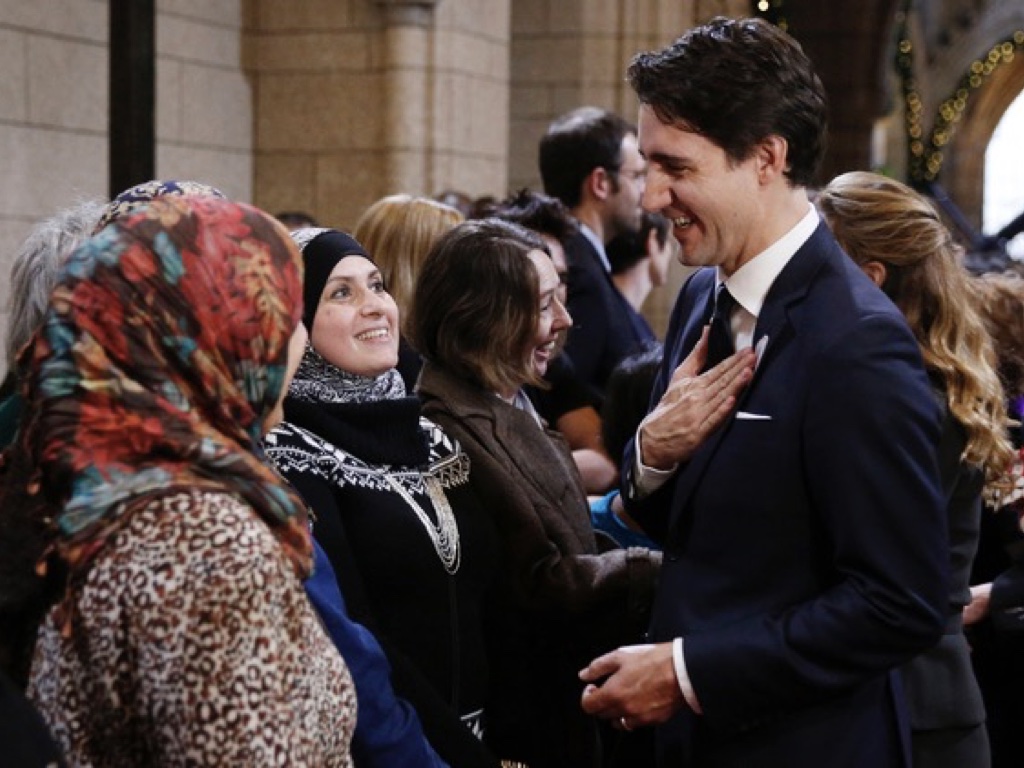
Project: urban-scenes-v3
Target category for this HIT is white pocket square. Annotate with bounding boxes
[736,411,772,421]
[754,335,769,367]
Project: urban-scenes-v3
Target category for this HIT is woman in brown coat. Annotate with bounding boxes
[411,218,661,768]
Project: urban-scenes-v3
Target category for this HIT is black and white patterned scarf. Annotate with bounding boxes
[288,342,406,405]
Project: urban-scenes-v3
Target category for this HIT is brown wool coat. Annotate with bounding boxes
[418,361,660,768]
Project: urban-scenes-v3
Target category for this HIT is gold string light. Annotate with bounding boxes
[897,4,1024,183]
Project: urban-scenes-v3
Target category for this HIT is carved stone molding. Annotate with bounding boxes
[373,0,440,27]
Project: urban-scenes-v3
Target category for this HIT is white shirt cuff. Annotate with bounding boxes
[631,428,678,499]
[672,637,702,714]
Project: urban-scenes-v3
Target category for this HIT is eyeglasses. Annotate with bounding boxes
[615,167,647,183]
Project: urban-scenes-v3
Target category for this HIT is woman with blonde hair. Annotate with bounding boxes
[962,270,1024,767]
[819,171,1014,768]
[354,194,463,387]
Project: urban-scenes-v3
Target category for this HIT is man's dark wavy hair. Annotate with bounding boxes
[627,17,828,187]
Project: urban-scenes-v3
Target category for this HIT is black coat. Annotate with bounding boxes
[266,394,501,768]
[0,671,65,767]
[563,230,647,400]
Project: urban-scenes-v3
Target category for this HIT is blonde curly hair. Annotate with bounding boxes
[818,171,1013,490]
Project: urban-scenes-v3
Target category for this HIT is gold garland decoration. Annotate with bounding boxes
[897,2,1024,183]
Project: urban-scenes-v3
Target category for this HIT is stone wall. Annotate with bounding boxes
[508,0,747,193]
[156,0,253,202]
[0,0,107,373]
[248,0,510,231]
[0,0,254,374]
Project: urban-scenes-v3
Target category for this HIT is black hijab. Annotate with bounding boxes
[286,228,427,465]
[292,227,372,331]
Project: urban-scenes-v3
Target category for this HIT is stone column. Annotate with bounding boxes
[374,0,440,194]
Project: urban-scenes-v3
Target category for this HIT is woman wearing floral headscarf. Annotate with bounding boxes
[264,228,501,768]
[2,197,355,766]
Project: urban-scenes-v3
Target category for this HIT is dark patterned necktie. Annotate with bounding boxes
[704,284,737,371]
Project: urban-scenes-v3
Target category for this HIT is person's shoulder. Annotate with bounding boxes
[418,364,496,420]
[797,266,924,377]
[564,230,605,275]
[94,489,296,599]
[564,227,593,253]
[664,267,715,319]
[127,489,270,542]
[417,378,500,466]
[790,230,908,333]
[685,266,716,292]
[265,419,332,455]
[817,253,906,327]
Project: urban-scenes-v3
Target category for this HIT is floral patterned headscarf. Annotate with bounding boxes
[93,178,226,233]
[17,196,312,580]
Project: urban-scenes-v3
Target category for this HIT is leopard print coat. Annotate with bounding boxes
[28,489,356,767]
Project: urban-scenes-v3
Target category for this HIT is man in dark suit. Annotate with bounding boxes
[539,107,649,400]
[579,17,949,768]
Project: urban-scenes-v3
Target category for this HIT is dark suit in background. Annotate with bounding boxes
[625,223,949,767]
[563,229,646,400]
[899,392,990,767]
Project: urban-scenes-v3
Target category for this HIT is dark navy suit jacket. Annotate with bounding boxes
[623,223,949,768]
[563,230,648,400]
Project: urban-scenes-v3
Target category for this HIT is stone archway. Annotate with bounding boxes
[943,41,1024,229]
[898,1,1024,227]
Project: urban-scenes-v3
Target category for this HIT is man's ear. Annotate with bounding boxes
[645,226,660,257]
[755,135,789,184]
[586,166,613,202]
[861,260,888,288]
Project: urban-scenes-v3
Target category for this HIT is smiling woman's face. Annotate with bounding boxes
[522,248,572,385]
[310,256,400,377]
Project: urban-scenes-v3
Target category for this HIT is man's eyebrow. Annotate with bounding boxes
[644,151,686,166]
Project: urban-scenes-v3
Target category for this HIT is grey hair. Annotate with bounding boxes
[5,198,106,370]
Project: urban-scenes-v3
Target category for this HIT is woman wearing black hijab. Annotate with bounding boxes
[264,228,502,768]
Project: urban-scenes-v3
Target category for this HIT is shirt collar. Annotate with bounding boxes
[578,222,612,273]
[718,204,819,319]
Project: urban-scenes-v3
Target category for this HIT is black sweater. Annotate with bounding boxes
[266,394,500,768]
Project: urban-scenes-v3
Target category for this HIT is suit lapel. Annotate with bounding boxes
[665,270,717,377]
[742,223,835,391]
[658,273,724,533]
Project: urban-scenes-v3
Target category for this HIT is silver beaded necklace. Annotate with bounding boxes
[383,473,461,574]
